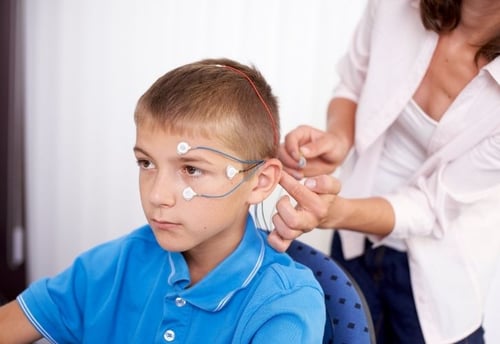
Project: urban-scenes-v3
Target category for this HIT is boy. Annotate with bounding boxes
[0,58,325,343]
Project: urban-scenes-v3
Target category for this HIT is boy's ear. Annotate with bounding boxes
[248,158,282,205]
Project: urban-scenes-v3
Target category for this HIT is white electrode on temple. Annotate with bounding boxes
[226,165,238,180]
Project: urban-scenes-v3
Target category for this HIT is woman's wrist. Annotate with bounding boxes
[324,196,395,236]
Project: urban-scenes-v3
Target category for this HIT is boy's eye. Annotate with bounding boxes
[182,165,203,177]
[137,159,155,170]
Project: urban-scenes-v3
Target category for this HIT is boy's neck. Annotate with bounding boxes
[183,221,246,286]
[183,244,236,286]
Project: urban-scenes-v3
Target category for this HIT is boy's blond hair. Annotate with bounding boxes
[134,58,280,160]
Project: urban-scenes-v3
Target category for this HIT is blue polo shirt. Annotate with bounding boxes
[18,214,325,343]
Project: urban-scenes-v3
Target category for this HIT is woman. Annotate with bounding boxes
[269,0,500,343]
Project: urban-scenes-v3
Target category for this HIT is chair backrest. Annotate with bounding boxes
[287,240,376,344]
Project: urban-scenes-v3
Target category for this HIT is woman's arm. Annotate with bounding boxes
[268,172,394,252]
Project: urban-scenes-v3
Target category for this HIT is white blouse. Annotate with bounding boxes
[331,0,500,342]
[371,99,436,251]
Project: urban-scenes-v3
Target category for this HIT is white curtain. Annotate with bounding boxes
[22,0,499,342]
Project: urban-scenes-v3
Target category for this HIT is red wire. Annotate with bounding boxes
[218,64,279,148]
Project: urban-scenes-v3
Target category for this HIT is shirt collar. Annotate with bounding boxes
[484,57,500,85]
[166,214,265,312]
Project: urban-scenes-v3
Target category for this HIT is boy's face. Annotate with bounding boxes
[134,123,254,254]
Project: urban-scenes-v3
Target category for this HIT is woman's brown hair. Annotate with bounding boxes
[420,0,500,62]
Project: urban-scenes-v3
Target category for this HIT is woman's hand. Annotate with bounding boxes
[278,125,352,180]
[268,171,395,252]
[268,171,342,252]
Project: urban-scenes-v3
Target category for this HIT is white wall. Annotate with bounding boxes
[23,0,362,278]
[22,0,499,342]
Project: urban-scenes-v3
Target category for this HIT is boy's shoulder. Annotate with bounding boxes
[231,232,325,339]
[260,240,323,294]
[244,229,323,300]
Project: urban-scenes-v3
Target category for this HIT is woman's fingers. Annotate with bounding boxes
[267,171,341,251]
[267,229,293,253]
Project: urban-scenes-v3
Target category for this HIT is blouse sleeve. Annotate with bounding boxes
[331,0,380,102]
[382,131,500,240]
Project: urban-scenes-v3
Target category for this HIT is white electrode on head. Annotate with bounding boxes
[177,142,191,155]
[182,187,197,201]
[226,165,239,180]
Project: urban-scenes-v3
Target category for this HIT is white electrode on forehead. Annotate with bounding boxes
[177,142,191,155]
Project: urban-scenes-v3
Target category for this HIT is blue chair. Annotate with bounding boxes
[287,239,376,344]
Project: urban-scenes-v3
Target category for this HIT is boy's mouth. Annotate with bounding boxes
[151,218,181,231]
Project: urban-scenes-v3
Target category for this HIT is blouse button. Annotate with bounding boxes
[175,297,186,307]
[163,329,175,342]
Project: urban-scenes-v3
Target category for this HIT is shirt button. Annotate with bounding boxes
[175,297,186,307]
[164,329,175,342]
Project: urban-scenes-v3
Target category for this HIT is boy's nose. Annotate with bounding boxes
[149,173,176,207]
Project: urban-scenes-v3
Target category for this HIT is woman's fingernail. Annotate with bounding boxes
[291,171,304,180]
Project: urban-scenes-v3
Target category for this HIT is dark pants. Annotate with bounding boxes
[330,233,485,344]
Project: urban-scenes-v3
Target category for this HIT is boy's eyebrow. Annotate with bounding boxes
[133,146,149,156]
[133,145,217,165]
[179,153,216,165]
